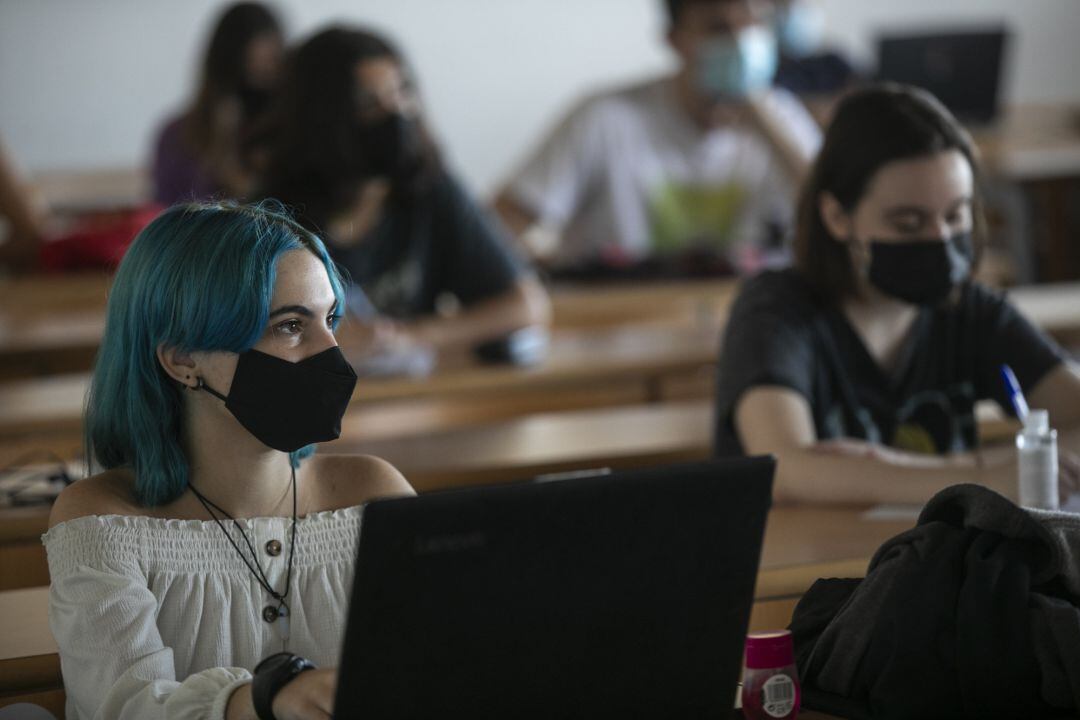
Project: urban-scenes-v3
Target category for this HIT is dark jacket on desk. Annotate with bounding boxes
[790,484,1080,720]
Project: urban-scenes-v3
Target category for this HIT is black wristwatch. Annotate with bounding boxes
[252,652,316,720]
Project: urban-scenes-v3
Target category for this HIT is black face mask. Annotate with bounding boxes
[866,232,974,306]
[355,113,421,181]
[199,346,357,453]
[237,86,273,121]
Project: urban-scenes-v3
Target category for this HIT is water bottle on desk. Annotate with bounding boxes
[1016,409,1058,510]
[1002,365,1059,510]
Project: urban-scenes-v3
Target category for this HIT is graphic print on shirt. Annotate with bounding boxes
[648,181,746,254]
[891,383,977,454]
[365,257,423,318]
[824,382,977,455]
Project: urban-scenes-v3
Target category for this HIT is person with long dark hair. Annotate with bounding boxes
[714,84,1080,504]
[256,26,549,355]
[151,2,284,204]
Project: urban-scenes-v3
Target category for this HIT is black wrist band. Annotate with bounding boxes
[252,652,316,720]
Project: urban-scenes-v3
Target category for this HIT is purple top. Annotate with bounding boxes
[151,113,218,206]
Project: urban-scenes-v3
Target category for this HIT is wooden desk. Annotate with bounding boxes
[1009,281,1080,347]
[3,267,1080,394]
[973,105,1080,282]
[973,104,1080,182]
[0,273,109,380]
[357,322,719,405]
[0,400,715,590]
[0,586,63,714]
[0,396,1017,597]
[550,278,737,329]
[0,319,720,440]
[336,398,714,490]
[5,277,1080,442]
[0,274,732,382]
[29,167,147,214]
[0,503,912,713]
[0,507,55,590]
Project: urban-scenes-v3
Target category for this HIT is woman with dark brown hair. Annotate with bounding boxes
[151,2,284,204]
[256,26,549,356]
[714,83,1080,504]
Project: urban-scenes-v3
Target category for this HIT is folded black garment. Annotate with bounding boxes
[790,484,1080,720]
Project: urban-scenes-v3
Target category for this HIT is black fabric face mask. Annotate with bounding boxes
[355,113,421,181]
[866,232,974,306]
[237,85,273,121]
[199,346,357,453]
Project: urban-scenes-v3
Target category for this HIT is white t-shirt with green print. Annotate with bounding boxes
[506,76,821,272]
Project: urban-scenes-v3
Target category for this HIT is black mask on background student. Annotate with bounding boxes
[356,113,421,182]
[866,232,974,306]
[237,85,274,122]
[198,346,357,452]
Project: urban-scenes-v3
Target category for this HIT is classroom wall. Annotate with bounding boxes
[1,0,1079,196]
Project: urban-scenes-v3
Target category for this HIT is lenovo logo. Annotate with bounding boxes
[414,531,488,555]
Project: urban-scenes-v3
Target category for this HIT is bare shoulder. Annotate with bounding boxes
[49,468,141,529]
[309,454,415,511]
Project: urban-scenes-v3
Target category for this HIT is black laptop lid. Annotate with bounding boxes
[877,28,1009,124]
[334,457,775,719]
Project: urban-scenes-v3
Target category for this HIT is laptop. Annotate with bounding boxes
[333,457,775,718]
[877,27,1009,124]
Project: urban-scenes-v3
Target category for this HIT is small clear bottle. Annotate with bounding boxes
[742,630,801,720]
[1016,409,1058,511]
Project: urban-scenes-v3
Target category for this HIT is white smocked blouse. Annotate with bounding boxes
[42,506,364,720]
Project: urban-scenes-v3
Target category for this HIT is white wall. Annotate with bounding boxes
[1,0,1078,196]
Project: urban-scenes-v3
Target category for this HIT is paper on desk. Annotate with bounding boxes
[861,504,923,522]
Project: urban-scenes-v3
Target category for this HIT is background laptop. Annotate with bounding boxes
[877,27,1010,124]
[333,457,775,719]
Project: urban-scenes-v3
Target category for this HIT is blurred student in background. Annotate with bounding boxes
[494,0,821,279]
[715,84,1080,505]
[256,26,549,356]
[770,0,858,100]
[151,2,284,205]
[0,137,46,273]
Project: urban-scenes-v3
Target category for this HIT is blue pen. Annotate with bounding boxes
[1000,364,1030,421]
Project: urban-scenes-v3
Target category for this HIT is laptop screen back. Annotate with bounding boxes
[877,28,1008,124]
[334,457,775,718]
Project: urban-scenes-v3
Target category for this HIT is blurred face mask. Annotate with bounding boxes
[696,25,778,99]
[866,232,974,306]
[773,1,826,58]
[355,112,421,181]
[237,85,273,120]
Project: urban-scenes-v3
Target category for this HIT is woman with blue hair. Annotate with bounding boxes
[43,201,413,719]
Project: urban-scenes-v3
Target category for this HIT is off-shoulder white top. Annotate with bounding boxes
[42,506,364,720]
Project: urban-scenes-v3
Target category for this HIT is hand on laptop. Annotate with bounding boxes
[272,668,338,720]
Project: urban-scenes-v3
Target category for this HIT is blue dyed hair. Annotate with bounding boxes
[85,200,347,506]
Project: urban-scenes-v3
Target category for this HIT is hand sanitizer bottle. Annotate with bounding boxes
[1016,409,1058,510]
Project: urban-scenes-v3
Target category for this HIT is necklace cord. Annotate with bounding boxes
[189,466,298,615]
